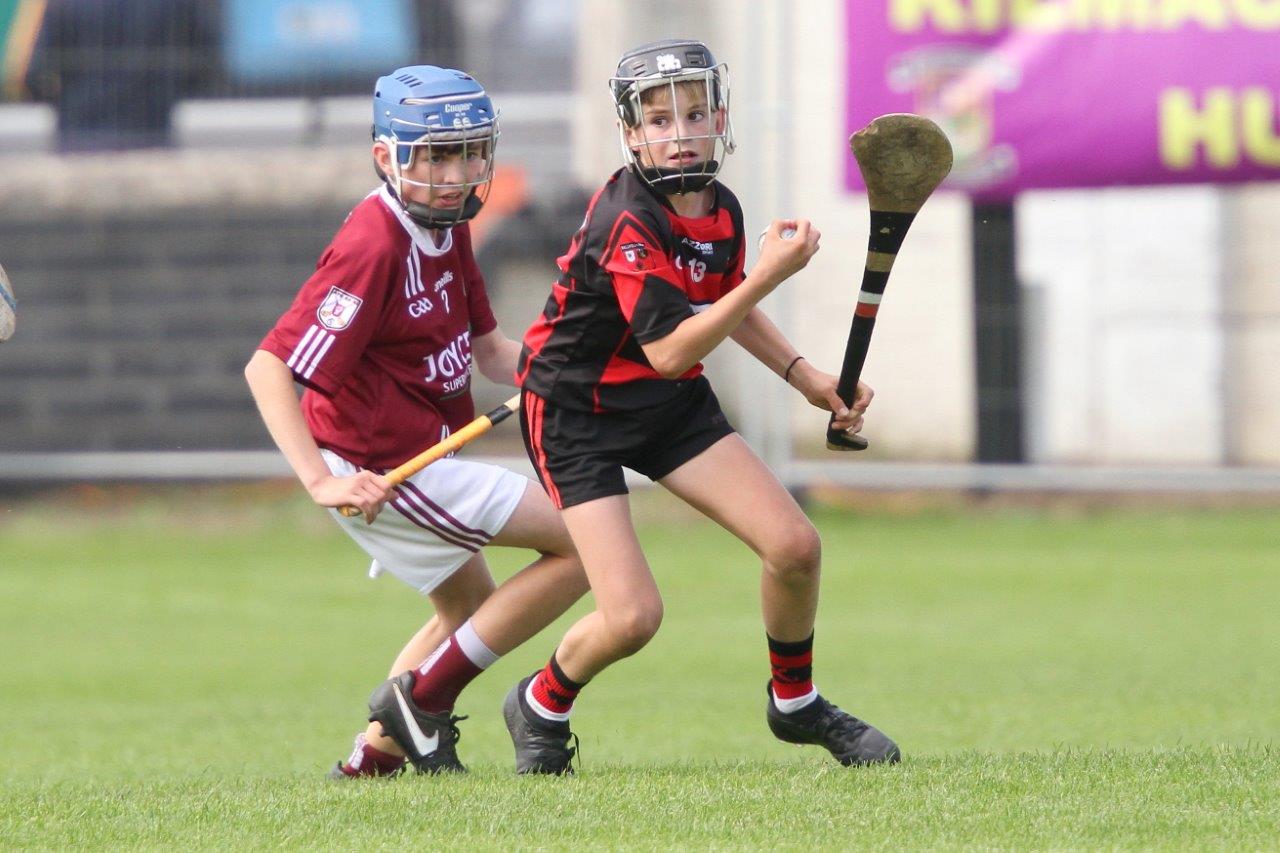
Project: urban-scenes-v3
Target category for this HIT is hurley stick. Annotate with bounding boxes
[339,393,520,517]
[827,114,953,451]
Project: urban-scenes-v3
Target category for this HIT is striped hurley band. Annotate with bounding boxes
[855,290,883,318]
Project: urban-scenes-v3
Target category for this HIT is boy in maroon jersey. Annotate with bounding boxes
[503,39,900,773]
[246,66,587,777]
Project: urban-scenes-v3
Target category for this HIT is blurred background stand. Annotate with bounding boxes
[0,0,1277,496]
[23,0,217,152]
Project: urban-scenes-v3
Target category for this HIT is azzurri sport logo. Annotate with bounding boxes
[681,236,714,255]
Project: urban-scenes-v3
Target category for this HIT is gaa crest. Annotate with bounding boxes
[317,286,363,331]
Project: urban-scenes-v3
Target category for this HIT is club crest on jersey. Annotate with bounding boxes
[618,241,656,272]
[317,287,363,331]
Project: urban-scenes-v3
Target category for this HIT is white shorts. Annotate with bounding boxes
[321,449,528,595]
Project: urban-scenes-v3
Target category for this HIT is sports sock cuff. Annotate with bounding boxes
[525,678,572,722]
[767,632,815,657]
[549,652,587,691]
[772,684,819,714]
[454,619,499,670]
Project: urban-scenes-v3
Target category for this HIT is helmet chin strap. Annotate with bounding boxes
[635,161,720,194]
[380,162,486,229]
[402,193,484,228]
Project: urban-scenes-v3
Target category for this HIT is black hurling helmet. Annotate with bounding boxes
[609,39,735,194]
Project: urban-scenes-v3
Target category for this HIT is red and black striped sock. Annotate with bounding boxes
[768,632,817,711]
[526,654,586,722]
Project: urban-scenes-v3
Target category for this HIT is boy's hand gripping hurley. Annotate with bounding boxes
[339,394,521,518]
[827,114,953,451]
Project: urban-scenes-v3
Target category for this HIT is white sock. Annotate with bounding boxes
[772,684,819,714]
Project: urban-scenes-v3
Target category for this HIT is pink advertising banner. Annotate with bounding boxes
[845,0,1280,197]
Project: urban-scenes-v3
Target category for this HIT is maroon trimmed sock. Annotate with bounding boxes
[340,733,405,777]
[768,632,815,702]
[409,636,485,714]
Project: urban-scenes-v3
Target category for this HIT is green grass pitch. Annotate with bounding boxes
[1,487,1278,848]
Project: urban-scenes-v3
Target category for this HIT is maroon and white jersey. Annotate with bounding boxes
[259,186,497,470]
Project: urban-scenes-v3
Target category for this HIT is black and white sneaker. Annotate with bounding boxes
[766,684,901,766]
[367,671,467,774]
[502,674,578,775]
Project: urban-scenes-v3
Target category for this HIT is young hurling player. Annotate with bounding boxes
[506,40,900,774]
[245,66,588,778]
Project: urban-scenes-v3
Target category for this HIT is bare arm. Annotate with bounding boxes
[470,327,523,387]
[730,308,872,432]
[640,219,819,379]
[729,306,801,378]
[243,349,390,522]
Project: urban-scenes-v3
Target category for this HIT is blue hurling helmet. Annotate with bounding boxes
[373,66,499,228]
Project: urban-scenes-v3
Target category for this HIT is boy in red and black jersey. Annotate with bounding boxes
[519,164,746,413]
[505,40,900,774]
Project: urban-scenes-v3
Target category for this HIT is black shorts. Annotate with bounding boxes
[521,376,735,509]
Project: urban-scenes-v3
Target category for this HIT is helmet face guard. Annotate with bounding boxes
[610,41,735,195]
[381,115,498,228]
[373,67,500,228]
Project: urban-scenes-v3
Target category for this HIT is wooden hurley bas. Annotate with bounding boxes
[827,113,954,452]
[338,394,520,518]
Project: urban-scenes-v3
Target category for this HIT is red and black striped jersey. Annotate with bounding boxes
[518,167,746,412]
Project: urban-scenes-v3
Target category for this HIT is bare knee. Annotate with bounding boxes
[602,599,664,657]
[762,520,822,584]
